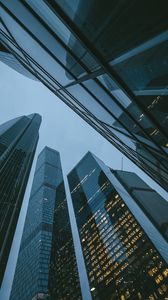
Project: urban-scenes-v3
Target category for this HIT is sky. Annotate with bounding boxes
[0,61,168,300]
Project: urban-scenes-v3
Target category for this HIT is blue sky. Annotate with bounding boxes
[0,61,168,300]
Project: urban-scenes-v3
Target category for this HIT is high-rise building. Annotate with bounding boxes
[10,147,81,300]
[0,113,41,286]
[49,180,82,300]
[68,152,168,300]
[0,1,168,190]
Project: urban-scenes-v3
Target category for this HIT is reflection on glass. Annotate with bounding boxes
[68,153,168,300]
[1,0,168,191]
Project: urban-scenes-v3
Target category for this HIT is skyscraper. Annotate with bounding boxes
[0,113,41,286]
[10,147,81,300]
[49,181,82,300]
[68,152,168,300]
[0,0,168,190]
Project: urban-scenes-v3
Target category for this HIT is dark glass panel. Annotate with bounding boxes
[55,0,168,60]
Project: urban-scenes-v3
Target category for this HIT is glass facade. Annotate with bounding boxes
[68,152,168,300]
[0,41,37,80]
[0,0,168,190]
[0,113,41,286]
[10,147,81,300]
[114,170,168,242]
[49,180,82,300]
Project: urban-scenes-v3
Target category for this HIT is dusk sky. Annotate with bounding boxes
[0,61,168,300]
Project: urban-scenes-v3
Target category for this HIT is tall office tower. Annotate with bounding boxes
[68,152,168,300]
[0,113,41,286]
[1,1,168,190]
[49,180,82,300]
[10,147,81,300]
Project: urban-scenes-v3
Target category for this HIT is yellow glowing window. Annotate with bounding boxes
[148,296,155,300]
[155,274,164,284]
[163,268,168,277]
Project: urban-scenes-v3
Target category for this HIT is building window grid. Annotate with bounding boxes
[4,1,168,152]
[75,180,168,299]
[0,1,168,190]
[3,0,167,148]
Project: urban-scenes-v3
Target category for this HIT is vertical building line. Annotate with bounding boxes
[63,170,92,300]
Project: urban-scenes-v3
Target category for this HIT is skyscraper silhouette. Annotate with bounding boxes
[10,147,81,300]
[0,113,41,285]
[68,152,168,299]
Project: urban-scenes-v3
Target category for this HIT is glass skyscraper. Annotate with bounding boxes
[49,180,82,300]
[68,152,168,300]
[0,1,168,190]
[0,113,41,286]
[10,147,81,300]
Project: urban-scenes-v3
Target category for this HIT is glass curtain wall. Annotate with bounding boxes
[0,0,168,189]
[68,152,168,300]
[0,113,41,286]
